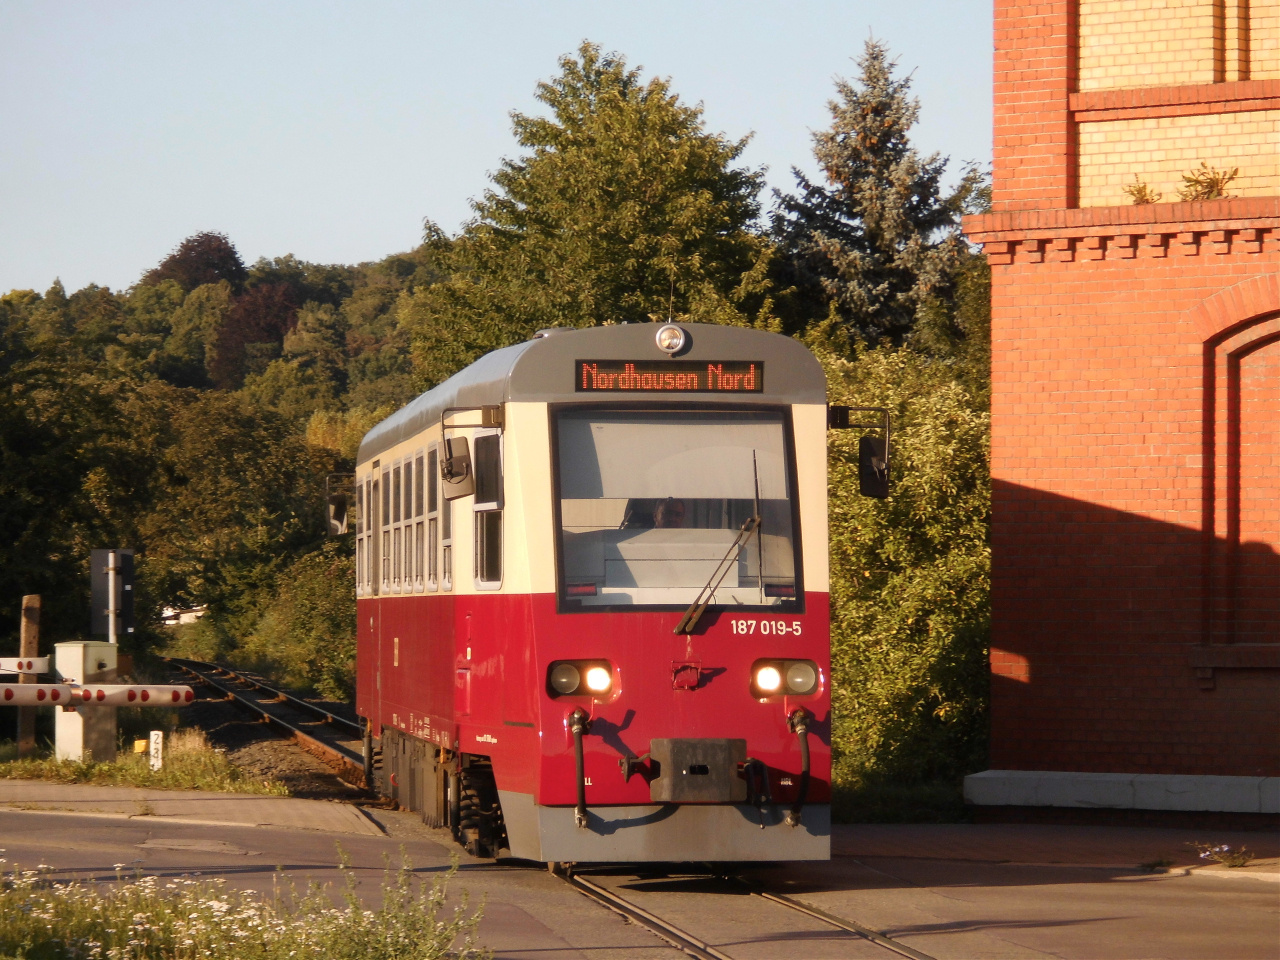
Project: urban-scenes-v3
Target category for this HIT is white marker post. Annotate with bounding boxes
[149,730,163,771]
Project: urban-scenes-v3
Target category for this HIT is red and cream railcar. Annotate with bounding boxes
[354,322,833,861]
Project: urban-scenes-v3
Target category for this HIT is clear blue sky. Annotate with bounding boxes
[0,1,991,294]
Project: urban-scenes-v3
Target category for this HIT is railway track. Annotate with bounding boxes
[559,866,937,960]
[166,660,931,958]
[163,657,368,786]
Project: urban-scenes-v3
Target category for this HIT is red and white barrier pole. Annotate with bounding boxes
[0,685,73,706]
[68,684,194,707]
[0,657,50,675]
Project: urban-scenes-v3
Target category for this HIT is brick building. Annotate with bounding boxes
[963,0,1279,815]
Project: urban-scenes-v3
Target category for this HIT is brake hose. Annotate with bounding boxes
[569,708,592,828]
[786,710,810,827]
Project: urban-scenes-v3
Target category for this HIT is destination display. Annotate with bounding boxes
[576,360,763,393]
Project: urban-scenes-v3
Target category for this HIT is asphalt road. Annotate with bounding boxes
[1,804,1276,959]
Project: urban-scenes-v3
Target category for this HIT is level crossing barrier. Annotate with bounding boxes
[0,641,192,761]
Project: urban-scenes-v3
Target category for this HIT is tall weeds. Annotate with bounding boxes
[0,730,287,795]
[0,856,487,959]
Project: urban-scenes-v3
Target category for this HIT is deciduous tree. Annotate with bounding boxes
[404,42,774,388]
[142,232,248,293]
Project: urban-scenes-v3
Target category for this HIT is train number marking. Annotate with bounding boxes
[730,619,802,636]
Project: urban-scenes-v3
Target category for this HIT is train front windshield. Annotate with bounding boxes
[556,408,799,608]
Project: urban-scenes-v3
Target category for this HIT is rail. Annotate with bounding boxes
[557,867,938,960]
[163,657,366,782]
[746,886,937,960]
[560,872,734,960]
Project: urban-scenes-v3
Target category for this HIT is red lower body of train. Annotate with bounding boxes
[357,591,831,862]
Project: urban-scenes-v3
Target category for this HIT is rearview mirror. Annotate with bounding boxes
[829,405,891,499]
[441,436,475,500]
[858,436,889,499]
[325,474,355,535]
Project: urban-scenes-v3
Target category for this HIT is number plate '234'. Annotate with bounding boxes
[730,619,803,636]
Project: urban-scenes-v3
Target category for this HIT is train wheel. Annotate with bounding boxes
[454,757,505,858]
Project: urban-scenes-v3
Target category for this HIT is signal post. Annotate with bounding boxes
[18,595,39,756]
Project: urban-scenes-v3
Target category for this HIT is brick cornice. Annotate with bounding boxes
[1070,79,1280,117]
[964,197,1280,243]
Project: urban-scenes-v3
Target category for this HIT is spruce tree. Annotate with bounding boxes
[772,40,980,350]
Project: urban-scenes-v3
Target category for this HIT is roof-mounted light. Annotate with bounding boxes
[655,323,686,355]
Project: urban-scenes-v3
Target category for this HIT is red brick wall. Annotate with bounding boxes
[984,252,1279,776]
[970,0,1280,778]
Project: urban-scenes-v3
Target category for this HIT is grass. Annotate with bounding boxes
[0,855,488,960]
[0,730,288,796]
[1190,841,1256,868]
[832,774,970,823]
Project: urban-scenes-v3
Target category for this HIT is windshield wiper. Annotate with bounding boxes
[672,513,759,635]
[673,452,763,635]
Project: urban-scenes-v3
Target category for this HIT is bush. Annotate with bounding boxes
[233,541,357,701]
[824,345,990,789]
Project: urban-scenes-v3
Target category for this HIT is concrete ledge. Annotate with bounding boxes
[965,770,1280,814]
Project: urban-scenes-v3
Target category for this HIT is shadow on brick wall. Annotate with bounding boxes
[989,479,1279,777]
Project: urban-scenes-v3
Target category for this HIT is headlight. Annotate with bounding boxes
[754,665,783,693]
[785,661,818,696]
[549,663,582,695]
[751,659,820,697]
[547,660,613,698]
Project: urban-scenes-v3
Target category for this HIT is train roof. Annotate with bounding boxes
[356,323,827,465]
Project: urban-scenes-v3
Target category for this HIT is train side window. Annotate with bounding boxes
[441,474,453,592]
[474,434,502,508]
[413,452,425,591]
[395,462,405,592]
[392,465,402,524]
[355,478,365,597]
[427,447,439,591]
[404,458,415,525]
[414,454,425,516]
[474,432,502,587]
[364,477,374,593]
[380,467,391,595]
[403,458,413,592]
